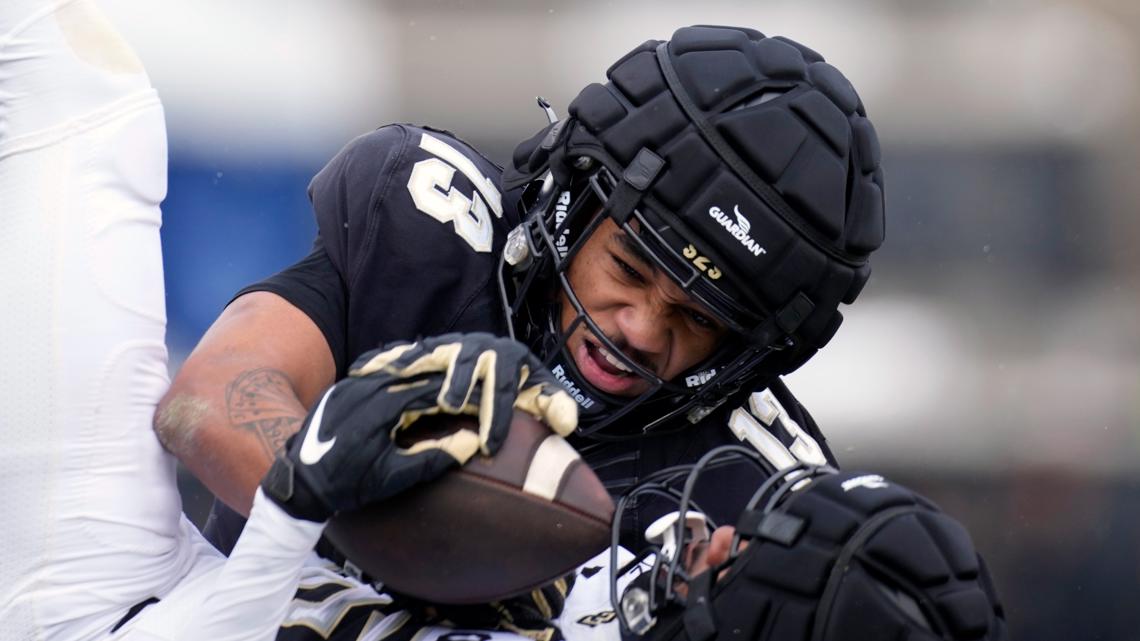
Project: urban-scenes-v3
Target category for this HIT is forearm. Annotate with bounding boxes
[158,367,307,515]
[125,490,327,641]
[155,291,335,516]
[180,490,326,640]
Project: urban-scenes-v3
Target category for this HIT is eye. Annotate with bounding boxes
[612,254,647,284]
[686,308,716,330]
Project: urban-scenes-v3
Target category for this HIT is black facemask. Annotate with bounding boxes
[498,168,789,440]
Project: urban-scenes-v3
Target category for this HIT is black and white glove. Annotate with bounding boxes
[261,332,578,522]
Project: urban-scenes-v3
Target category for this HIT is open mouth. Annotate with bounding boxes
[575,338,646,396]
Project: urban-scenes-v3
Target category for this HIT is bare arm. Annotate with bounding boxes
[155,291,336,516]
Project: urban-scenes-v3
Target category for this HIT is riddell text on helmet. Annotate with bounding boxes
[554,191,572,259]
[551,364,597,409]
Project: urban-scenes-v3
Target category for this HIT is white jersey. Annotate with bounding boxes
[0,2,618,640]
[0,0,207,638]
[555,549,640,641]
[0,1,329,638]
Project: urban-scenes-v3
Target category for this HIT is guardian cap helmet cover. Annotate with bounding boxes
[608,449,1007,641]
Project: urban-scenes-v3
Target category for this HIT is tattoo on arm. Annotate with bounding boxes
[225,368,306,460]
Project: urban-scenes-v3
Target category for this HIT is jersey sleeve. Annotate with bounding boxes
[232,124,511,377]
[231,125,410,376]
[306,125,412,288]
[233,237,349,375]
[304,124,512,364]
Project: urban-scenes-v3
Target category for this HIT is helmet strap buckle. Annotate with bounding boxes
[604,147,665,225]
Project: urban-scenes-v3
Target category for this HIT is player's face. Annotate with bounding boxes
[559,218,728,397]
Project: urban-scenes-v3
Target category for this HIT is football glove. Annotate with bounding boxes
[262,332,578,522]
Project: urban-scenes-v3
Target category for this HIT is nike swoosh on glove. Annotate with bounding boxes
[261,332,578,522]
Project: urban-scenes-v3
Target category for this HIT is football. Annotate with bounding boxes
[324,409,614,604]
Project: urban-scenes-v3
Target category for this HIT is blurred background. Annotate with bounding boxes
[102,0,1139,637]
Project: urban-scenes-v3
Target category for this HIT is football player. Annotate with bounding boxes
[156,23,886,572]
[563,449,1008,641]
[0,0,197,637]
[0,1,564,638]
[1,2,904,639]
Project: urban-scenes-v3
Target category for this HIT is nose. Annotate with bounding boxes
[613,296,670,364]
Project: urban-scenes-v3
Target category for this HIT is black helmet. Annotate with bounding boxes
[500,25,885,437]
[610,450,1007,641]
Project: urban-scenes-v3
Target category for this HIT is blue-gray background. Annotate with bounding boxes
[105,1,1140,638]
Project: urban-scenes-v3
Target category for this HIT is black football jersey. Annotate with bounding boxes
[243,124,518,377]
[202,123,835,559]
[571,378,836,552]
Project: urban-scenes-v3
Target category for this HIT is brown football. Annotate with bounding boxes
[324,410,614,604]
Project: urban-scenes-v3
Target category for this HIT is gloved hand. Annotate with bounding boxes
[261,332,578,522]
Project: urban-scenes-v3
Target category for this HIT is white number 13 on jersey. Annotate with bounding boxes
[407,133,503,253]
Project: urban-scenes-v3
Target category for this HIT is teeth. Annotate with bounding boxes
[597,344,634,374]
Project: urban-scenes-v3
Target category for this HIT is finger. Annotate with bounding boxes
[477,345,527,454]
[349,341,422,377]
[682,538,712,576]
[352,337,472,384]
[398,342,464,380]
[437,340,488,414]
[514,356,579,435]
[707,526,737,568]
[366,341,469,418]
[374,372,448,434]
[363,447,462,504]
[400,428,481,468]
[514,383,578,437]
